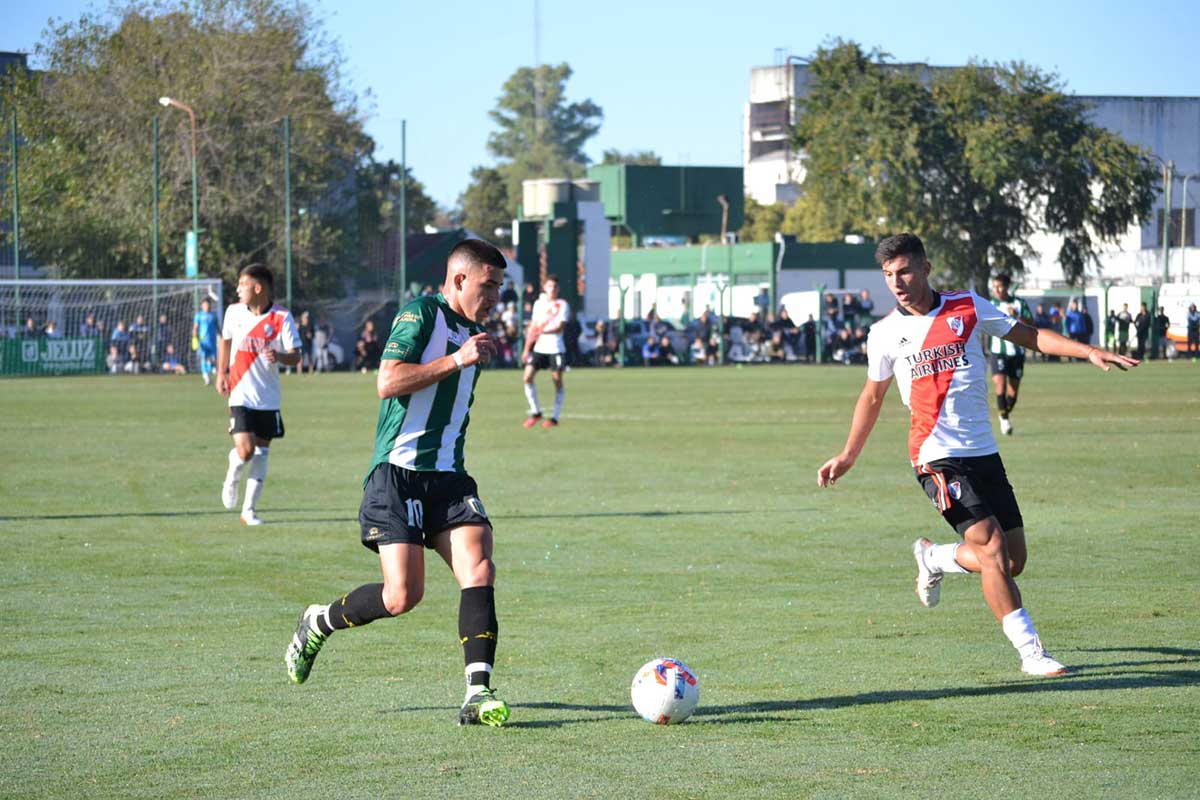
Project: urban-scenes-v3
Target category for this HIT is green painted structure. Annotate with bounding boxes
[610,239,876,309]
[587,164,745,246]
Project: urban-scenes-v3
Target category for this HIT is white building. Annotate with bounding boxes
[745,62,1200,287]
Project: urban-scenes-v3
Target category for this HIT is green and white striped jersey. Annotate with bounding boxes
[367,294,486,476]
[990,295,1033,356]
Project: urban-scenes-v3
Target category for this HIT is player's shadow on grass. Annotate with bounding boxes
[419,651,1200,728]
[2,508,800,525]
[693,667,1200,725]
[0,507,341,522]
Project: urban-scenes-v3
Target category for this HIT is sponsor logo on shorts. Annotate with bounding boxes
[948,481,963,500]
[466,496,488,519]
[365,526,383,541]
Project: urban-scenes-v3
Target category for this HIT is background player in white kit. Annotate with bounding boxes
[521,275,569,428]
[817,234,1136,677]
[216,265,302,525]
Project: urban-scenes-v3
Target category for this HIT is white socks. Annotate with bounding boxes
[1001,607,1041,658]
[464,662,493,699]
[928,542,970,574]
[552,387,565,420]
[243,446,269,513]
[226,448,248,485]
[524,383,540,415]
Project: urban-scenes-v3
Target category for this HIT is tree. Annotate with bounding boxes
[738,197,786,242]
[600,149,661,166]
[459,63,602,224]
[458,166,511,242]
[794,41,1158,289]
[0,0,378,301]
[354,159,437,241]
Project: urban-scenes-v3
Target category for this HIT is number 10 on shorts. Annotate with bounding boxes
[405,498,424,529]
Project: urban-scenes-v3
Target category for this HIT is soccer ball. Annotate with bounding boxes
[630,657,700,724]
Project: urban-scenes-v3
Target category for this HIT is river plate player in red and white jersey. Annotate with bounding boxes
[817,233,1138,677]
[521,274,570,428]
[216,265,302,526]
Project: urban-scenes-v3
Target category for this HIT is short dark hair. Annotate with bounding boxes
[448,239,506,272]
[875,233,926,266]
[543,274,559,284]
[240,264,274,292]
[992,273,1012,288]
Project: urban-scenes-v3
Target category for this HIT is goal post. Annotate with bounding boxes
[0,279,223,377]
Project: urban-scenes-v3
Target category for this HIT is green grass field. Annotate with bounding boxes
[2,362,1198,799]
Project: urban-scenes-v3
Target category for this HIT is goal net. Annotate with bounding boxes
[0,279,223,376]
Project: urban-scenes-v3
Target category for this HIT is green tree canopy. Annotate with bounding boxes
[600,149,661,166]
[793,41,1158,289]
[738,197,786,242]
[458,166,511,242]
[0,0,410,302]
[459,63,602,234]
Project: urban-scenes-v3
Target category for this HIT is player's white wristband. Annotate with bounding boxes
[452,351,464,370]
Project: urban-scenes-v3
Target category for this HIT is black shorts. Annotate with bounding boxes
[358,463,491,552]
[228,406,285,440]
[990,353,1025,379]
[528,352,566,372]
[915,454,1023,536]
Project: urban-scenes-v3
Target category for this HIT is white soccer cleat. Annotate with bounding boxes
[999,417,1013,436]
[912,538,943,608]
[1020,645,1068,677]
[240,510,264,526]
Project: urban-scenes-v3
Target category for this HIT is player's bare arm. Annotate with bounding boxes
[1002,321,1139,371]
[817,376,893,487]
[377,333,496,399]
[263,347,302,367]
[216,337,232,396]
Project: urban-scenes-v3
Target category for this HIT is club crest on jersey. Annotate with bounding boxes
[946,315,965,337]
[263,323,275,337]
[948,481,963,500]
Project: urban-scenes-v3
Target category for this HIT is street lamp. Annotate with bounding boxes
[159,96,199,276]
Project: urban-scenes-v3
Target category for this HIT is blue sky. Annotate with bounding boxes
[4,0,1199,208]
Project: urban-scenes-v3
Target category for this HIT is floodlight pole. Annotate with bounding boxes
[159,96,200,270]
[10,111,21,316]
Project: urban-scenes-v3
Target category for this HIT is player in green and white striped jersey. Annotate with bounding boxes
[285,239,511,727]
[989,274,1034,436]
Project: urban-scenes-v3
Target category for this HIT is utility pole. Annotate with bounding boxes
[399,119,407,302]
[283,115,292,311]
[152,116,160,353]
[10,111,20,314]
[1162,160,1174,285]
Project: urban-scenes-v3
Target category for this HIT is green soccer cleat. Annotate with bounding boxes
[458,686,510,727]
[285,604,327,685]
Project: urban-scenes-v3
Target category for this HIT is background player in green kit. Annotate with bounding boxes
[989,273,1033,436]
[285,239,509,727]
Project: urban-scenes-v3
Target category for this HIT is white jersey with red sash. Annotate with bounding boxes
[866,290,1018,465]
[531,296,570,355]
[223,303,300,410]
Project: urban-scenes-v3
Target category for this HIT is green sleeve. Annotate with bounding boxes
[382,298,437,364]
[1019,298,1034,322]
